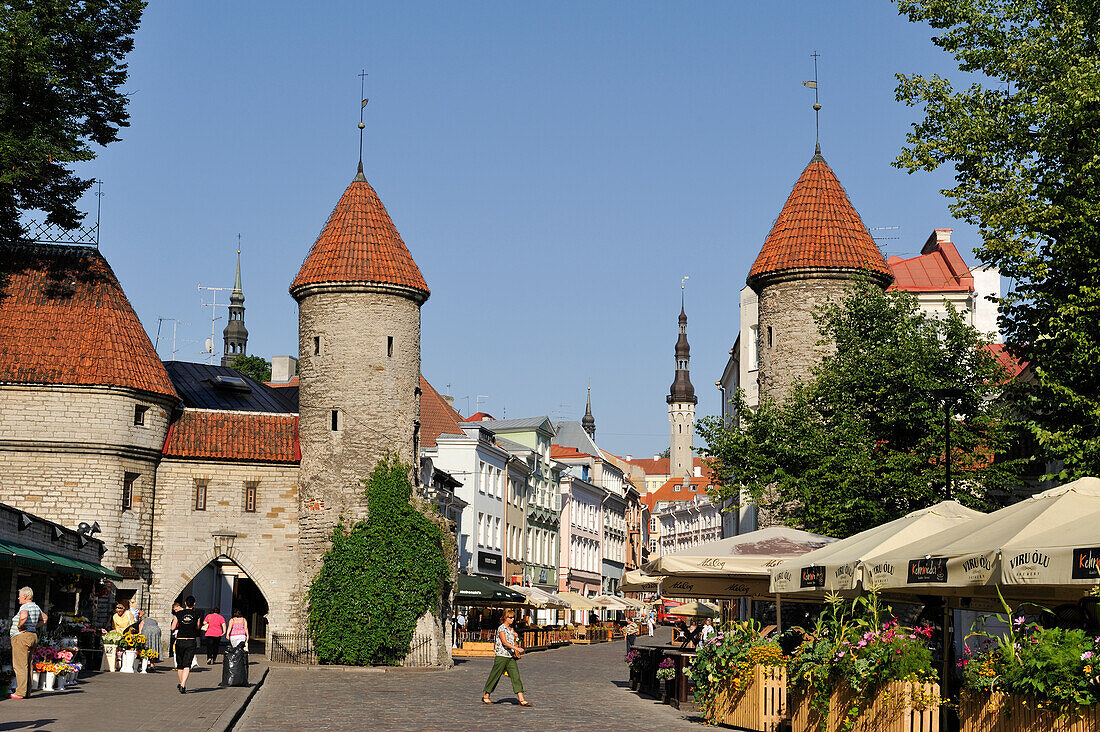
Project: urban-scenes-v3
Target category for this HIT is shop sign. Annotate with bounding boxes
[127,546,143,562]
[800,566,826,589]
[478,551,501,573]
[1072,547,1100,580]
[115,566,140,579]
[906,557,948,584]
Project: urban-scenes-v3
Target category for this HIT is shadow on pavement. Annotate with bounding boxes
[0,720,58,731]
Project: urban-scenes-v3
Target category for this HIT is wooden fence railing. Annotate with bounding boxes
[710,665,787,732]
[959,692,1100,732]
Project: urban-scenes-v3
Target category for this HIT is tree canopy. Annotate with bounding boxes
[698,282,1021,539]
[230,354,271,384]
[893,0,1100,480]
[0,0,145,241]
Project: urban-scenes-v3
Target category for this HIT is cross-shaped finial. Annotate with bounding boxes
[810,52,822,153]
[358,69,370,170]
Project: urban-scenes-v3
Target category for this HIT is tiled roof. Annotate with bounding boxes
[268,376,299,388]
[985,343,1028,381]
[550,445,592,460]
[420,375,464,449]
[888,231,973,292]
[623,456,709,478]
[162,409,300,462]
[748,154,893,285]
[0,245,178,400]
[642,476,714,512]
[290,166,430,299]
[463,412,494,422]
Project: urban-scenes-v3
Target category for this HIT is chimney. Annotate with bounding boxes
[694,465,702,478]
[271,356,298,383]
[625,454,632,461]
[653,454,660,461]
[442,394,455,408]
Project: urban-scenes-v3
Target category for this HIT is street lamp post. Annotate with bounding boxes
[931,387,965,501]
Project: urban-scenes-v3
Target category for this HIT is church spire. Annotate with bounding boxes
[582,387,596,439]
[222,242,248,367]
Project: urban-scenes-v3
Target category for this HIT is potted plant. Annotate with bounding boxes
[118,632,146,673]
[958,592,1100,731]
[625,649,643,690]
[691,620,789,731]
[102,629,122,672]
[787,592,941,732]
[657,657,676,703]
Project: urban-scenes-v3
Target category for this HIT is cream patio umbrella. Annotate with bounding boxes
[643,526,836,597]
[667,601,719,618]
[769,500,984,595]
[511,585,570,609]
[553,591,602,610]
[619,569,660,593]
[592,595,630,610]
[862,477,1100,601]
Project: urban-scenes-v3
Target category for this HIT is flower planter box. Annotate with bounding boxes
[451,641,495,658]
[789,680,940,732]
[959,691,1100,732]
[709,665,788,732]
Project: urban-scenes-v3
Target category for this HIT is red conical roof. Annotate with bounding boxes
[290,166,430,300]
[0,245,179,400]
[747,153,892,287]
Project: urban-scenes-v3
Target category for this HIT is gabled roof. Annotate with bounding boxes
[550,444,592,460]
[163,409,300,463]
[0,244,178,401]
[166,361,297,413]
[623,455,709,479]
[420,375,465,449]
[464,411,494,422]
[551,420,602,458]
[474,416,554,434]
[643,475,714,512]
[290,165,429,300]
[747,153,892,287]
[888,230,974,293]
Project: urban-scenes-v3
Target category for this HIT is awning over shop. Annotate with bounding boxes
[508,585,570,609]
[620,569,660,592]
[592,595,630,610]
[0,539,122,580]
[553,591,601,610]
[456,574,528,606]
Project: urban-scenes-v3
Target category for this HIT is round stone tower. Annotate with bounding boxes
[290,160,430,595]
[747,147,893,404]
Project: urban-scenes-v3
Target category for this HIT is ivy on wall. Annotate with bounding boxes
[307,455,449,665]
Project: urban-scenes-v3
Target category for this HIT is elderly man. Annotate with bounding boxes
[9,586,47,699]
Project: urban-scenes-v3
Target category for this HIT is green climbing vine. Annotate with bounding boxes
[307,455,449,665]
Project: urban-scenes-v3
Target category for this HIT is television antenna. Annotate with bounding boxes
[154,317,188,360]
[197,285,231,364]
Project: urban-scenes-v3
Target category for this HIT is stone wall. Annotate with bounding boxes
[295,288,422,620]
[755,276,855,404]
[0,384,175,611]
[148,458,299,634]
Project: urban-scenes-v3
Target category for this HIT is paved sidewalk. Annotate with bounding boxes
[235,629,704,732]
[0,656,267,732]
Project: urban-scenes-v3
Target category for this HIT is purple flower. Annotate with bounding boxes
[1013,616,1025,627]
[1083,651,1094,661]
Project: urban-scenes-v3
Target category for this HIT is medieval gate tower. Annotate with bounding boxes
[290,160,431,608]
[746,146,893,404]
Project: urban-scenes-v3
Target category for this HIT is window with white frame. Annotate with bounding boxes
[494,517,501,550]
[477,512,484,546]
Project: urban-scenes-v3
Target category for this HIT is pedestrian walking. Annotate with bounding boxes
[225,607,249,648]
[9,586,47,700]
[171,596,203,693]
[139,614,163,670]
[481,609,532,707]
[647,610,655,637]
[202,605,226,664]
[625,617,640,651]
[169,601,182,659]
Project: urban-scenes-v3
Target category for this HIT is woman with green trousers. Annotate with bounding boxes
[482,609,533,706]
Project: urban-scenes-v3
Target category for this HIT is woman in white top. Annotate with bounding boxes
[481,610,532,706]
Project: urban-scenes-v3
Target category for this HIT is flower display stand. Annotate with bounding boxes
[789,681,940,732]
[959,692,1100,732]
[709,665,788,732]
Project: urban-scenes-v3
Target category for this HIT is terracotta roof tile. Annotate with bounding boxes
[463,411,494,422]
[0,245,178,400]
[420,375,464,448]
[550,445,592,460]
[623,456,709,478]
[888,239,973,293]
[267,376,299,388]
[163,410,300,462]
[748,154,892,285]
[290,167,429,298]
[985,343,1028,381]
[642,476,714,511]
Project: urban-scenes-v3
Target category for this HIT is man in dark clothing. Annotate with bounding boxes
[171,596,202,693]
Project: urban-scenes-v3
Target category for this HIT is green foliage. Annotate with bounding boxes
[691,620,787,724]
[307,456,449,666]
[787,592,938,731]
[894,0,1100,480]
[699,281,1020,538]
[0,0,146,241]
[961,591,1100,711]
[230,355,271,383]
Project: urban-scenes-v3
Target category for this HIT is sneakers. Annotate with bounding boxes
[9,694,24,700]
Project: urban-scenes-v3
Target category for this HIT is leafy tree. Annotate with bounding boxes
[893,0,1100,480]
[698,282,1020,538]
[307,456,449,665]
[230,354,271,383]
[0,0,146,241]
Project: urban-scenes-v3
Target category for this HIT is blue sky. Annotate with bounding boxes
[69,1,977,458]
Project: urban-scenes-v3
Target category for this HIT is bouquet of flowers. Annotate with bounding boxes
[656,657,676,681]
[118,632,146,650]
[141,648,160,661]
[102,629,123,646]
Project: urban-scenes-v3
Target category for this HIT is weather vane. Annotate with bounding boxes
[803,51,822,153]
[681,275,689,307]
[358,69,369,168]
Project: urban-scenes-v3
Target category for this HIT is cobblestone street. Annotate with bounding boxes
[236,633,703,732]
